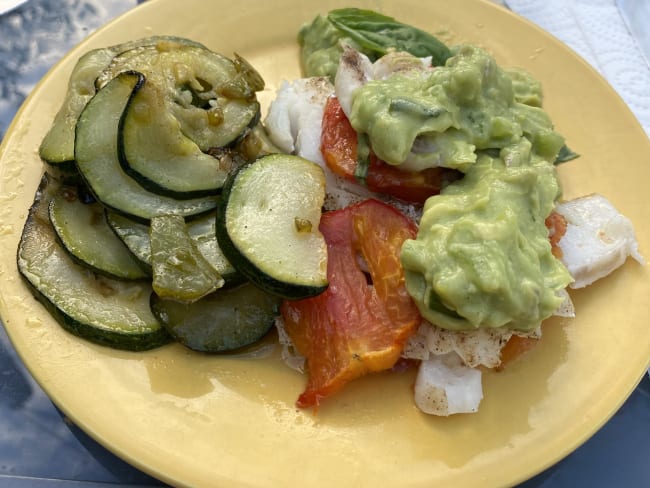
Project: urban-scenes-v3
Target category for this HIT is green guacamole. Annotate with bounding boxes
[349,45,565,172]
[298,15,350,79]
[300,18,572,331]
[375,46,573,331]
[298,9,453,80]
[401,150,573,331]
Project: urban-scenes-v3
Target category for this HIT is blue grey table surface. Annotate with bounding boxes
[0,1,649,487]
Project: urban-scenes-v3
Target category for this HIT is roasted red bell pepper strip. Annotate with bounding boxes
[280,199,421,408]
[320,96,456,204]
[545,210,567,259]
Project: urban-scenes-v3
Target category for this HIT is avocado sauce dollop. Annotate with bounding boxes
[355,46,572,331]
[300,12,573,331]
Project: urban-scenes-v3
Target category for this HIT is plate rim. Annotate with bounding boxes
[1,0,649,486]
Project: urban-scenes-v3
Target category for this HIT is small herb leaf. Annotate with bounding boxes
[328,8,452,66]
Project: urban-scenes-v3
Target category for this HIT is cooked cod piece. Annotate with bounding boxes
[264,77,333,163]
[403,322,532,367]
[413,353,483,416]
[334,46,432,119]
[555,193,645,288]
[405,322,541,416]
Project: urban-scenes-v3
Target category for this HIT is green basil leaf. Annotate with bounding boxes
[554,144,579,165]
[328,8,452,66]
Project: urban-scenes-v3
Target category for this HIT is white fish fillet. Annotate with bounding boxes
[556,194,645,288]
[334,47,373,119]
[413,353,483,416]
[264,77,333,163]
[403,321,542,368]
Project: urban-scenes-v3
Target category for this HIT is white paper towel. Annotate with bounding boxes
[0,0,26,15]
[505,0,650,138]
[617,0,650,68]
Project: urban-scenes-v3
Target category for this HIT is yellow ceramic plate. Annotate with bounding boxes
[1,0,649,486]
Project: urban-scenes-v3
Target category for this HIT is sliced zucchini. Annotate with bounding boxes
[150,282,280,353]
[74,71,218,222]
[187,212,242,285]
[39,48,117,170]
[48,186,148,280]
[17,174,170,351]
[107,210,242,284]
[96,42,262,151]
[105,211,152,273]
[118,80,230,198]
[149,214,224,302]
[235,122,283,161]
[216,154,329,299]
[39,36,206,167]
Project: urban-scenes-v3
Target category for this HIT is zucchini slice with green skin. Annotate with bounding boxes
[187,212,243,286]
[107,210,242,284]
[17,174,171,351]
[39,36,207,168]
[105,211,152,274]
[96,43,262,151]
[49,187,148,280]
[150,214,224,302]
[150,282,281,353]
[118,80,231,199]
[74,71,218,222]
[235,123,283,161]
[216,154,329,299]
[39,48,117,170]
